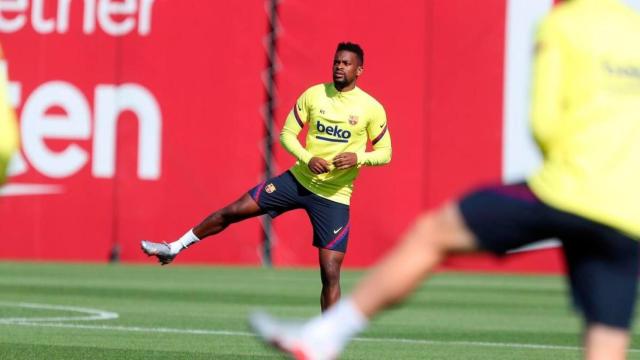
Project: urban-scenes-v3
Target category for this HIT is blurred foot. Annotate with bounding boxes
[249,311,339,360]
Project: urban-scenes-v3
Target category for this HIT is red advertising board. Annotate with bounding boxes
[1,1,268,263]
[0,0,563,272]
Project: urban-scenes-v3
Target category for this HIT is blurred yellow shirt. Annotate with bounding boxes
[280,83,391,205]
[528,0,640,237]
[0,46,19,185]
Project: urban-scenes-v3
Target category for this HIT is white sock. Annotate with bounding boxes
[169,229,200,255]
[301,298,368,355]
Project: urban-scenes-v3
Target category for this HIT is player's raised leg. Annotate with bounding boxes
[141,193,264,265]
[193,193,265,238]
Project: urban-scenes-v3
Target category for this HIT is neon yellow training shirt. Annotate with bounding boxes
[528,0,640,237]
[280,83,392,205]
[0,46,18,185]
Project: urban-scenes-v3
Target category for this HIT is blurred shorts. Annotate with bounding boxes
[459,183,639,329]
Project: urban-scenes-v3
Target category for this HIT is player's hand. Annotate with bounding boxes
[333,152,357,170]
[308,157,330,174]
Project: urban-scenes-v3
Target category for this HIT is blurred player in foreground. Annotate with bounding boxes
[251,1,640,359]
[142,42,392,311]
[0,45,18,185]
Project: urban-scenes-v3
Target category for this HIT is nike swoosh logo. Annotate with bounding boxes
[379,123,386,128]
[333,227,343,234]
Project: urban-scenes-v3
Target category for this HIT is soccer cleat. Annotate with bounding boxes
[249,311,337,360]
[140,240,176,265]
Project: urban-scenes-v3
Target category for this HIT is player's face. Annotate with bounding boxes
[332,51,363,89]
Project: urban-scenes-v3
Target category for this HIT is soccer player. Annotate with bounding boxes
[250,1,640,359]
[142,42,392,311]
[0,45,18,185]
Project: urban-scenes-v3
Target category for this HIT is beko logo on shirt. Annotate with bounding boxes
[315,121,351,143]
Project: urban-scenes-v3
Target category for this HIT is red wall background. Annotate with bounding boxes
[0,0,563,272]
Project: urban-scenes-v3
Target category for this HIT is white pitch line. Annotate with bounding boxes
[1,321,251,336]
[0,302,118,323]
[358,337,586,352]
[1,302,638,354]
[3,320,639,353]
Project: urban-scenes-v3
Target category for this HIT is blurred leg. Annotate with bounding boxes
[352,202,477,317]
[559,215,639,360]
[249,202,480,359]
[584,324,629,360]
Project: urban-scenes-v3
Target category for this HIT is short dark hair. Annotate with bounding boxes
[336,42,364,66]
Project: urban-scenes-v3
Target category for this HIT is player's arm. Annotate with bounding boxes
[280,92,314,163]
[357,105,392,166]
[0,49,19,184]
[280,92,329,173]
[530,16,566,155]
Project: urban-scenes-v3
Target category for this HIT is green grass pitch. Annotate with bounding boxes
[0,261,639,359]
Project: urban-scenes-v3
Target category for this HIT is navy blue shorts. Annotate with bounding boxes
[248,171,350,252]
[459,183,640,329]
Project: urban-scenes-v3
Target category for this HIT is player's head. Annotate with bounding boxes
[333,42,364,90]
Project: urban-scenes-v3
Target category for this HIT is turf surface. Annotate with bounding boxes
[0,262,638,359]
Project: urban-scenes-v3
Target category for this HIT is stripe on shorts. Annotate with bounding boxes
[250,181,267,203]
[326,223,350,250]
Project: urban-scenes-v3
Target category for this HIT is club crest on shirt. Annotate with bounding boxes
[348,115,359,125]
[265,183,276,193]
